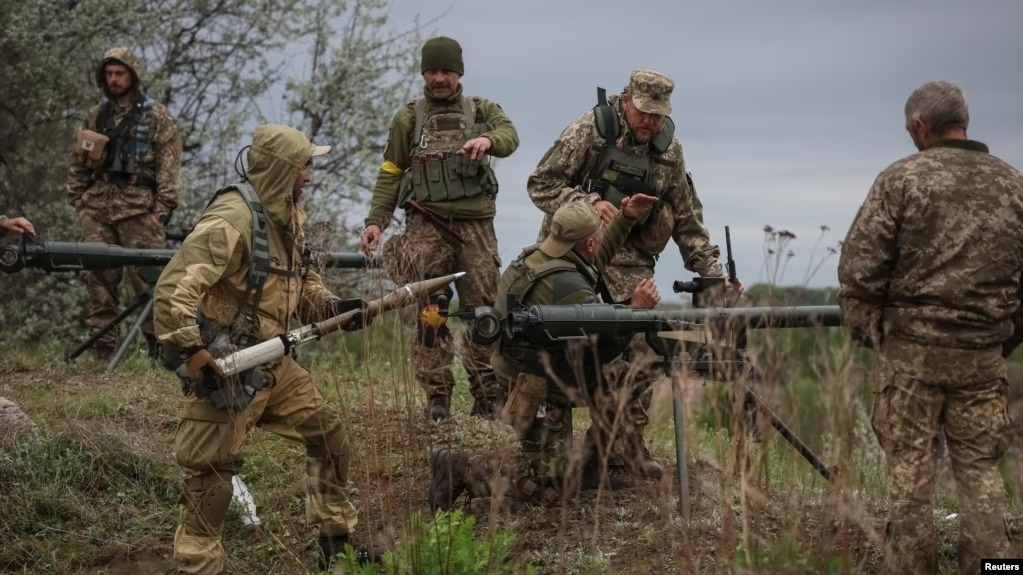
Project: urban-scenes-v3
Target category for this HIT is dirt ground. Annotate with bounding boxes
[3,357,1022,575]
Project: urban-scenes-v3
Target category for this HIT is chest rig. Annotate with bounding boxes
[585,88,675,226]
[400,97,498,204]
[96,96,156,189]
[203,181,302,348]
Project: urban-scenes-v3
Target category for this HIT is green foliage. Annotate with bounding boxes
[0,432,179,571]
[334,508,537,575]
[733,531,847,575]
[0,0,426,344]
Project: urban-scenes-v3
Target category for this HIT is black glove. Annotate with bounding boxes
[324,298,371,330]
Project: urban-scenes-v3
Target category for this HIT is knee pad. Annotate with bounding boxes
[417,293,452,348]
[306,426,352,479]
[180,472,234,536]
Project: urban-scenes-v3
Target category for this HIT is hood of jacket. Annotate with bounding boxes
[244,124,330,234]
[95,46,146,100]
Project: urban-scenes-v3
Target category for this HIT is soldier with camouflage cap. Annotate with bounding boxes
[66,46,183,361]
[429,194,660,510]
[527,68,742,481]
[838,80,1023,575]
[359,36,520,422]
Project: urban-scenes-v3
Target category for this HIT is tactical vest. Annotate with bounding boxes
[585,87,675,226]
[399,97,499,204]
[203,181,300,347]
[497,245,585,364]
[96,95,156,188]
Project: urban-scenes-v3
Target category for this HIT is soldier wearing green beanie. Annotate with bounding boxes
[360,36,520,422]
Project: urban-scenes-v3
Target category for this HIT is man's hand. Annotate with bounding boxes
[360,225,382,254]
[726,278,746,295]
[458,137,492,160]
[620,194,657,221]
[325,298,371,331]
[185,349,220,385]
[1,216,35,235]
[631,278,660,309]
[593,200,618,224]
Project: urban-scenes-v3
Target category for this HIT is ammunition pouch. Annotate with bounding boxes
[74,129,110,172]
[401,153,495,203]
[501,371,548,436]
[166,319,269,411]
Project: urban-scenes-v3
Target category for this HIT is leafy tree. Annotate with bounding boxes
[0,0,428,345]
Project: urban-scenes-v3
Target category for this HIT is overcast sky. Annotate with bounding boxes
[372,0,1023,303]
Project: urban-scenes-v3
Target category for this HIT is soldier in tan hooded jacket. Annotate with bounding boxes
[154,124,376,574]
[67,46,182,360]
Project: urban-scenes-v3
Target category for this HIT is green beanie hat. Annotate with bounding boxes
[421,36,464,75]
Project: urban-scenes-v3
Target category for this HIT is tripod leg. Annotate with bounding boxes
[671,370,691,522]
[66,293,152,363]
[106,294,154,373]
[742,386,833,482]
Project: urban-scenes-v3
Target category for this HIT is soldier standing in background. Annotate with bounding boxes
[526,68,742,481]
[66,46,182,360]
[359,36,520,421]
[838,80,1022,574]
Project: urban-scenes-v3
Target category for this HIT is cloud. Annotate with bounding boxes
[370,0,1023,298]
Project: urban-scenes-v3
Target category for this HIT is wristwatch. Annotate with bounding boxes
[156,211,172,225]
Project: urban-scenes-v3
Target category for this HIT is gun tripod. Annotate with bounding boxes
[66,267,161,373]
[650,333,835,522]
[665,255,835,521]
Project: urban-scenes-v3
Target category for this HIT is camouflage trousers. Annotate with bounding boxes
[79,210,164,349]
[172,356,357,575]
[873,347,1013,575]
[382,212,501,404]
[598,332,660,469]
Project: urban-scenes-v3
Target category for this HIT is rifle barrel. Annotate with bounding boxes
[507,303,843,343]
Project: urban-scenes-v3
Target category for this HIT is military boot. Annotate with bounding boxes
[426,394,450,421]
[637,445,664,481]
[428,449,470,510]
[317,534,382,571]
[580,448,638,491]
[621,432,664,481]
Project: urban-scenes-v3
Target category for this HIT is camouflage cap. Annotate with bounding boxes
[539,201,602,258]
[628,69,673,116]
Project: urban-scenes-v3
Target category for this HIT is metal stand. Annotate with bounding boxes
[65,291,153,372]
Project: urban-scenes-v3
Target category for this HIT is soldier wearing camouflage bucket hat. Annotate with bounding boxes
[839,80,1023,575]
[359,36,520,422]
[65,46,183,361]
[429,194,662,510]
[526,68,743,482]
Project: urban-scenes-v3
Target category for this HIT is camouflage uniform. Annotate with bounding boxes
[430,202,639,509]
[366,37,519,418]
[155,125,362,574]
[526,69,722,474]
[66,47,182,357]
[838,138,1023,574]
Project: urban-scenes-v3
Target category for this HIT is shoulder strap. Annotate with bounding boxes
[593,87,621,144]
[133,95,154,161]
[505,248,578,300]
[462,97,477,135]
[205,180,272,345]
[650,115,675,155]
[412,98,427,148]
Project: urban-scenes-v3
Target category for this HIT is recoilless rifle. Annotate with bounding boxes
[0,234,381,372]
[452,226,845,521]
